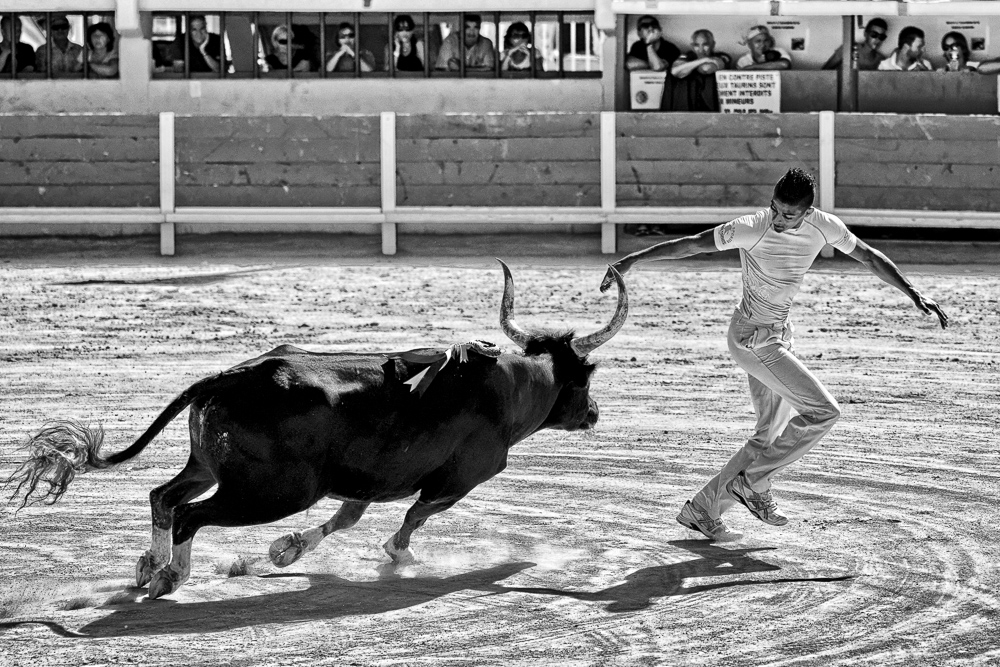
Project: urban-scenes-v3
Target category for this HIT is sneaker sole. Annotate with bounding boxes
[727,481,789,527]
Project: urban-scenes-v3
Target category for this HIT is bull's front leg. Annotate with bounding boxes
[384,496,464,565]
[269,500,371,567]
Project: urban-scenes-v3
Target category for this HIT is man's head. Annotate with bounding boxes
[770,168,815,232]
[744,25,774,60]
[898,26,925,58]
[1,15,23,42]
[637,15,661,42]
[691,29,716,59]
[863,19,888,49]
[189,15,209,46]
[463,14,482,47]
[49,14,71,42]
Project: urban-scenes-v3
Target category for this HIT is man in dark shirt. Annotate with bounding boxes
[0,15,37,74]
[625,15,680,73]
[662,29,731,111]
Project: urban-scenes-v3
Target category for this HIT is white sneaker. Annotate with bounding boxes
[727,472,789,526]
[676,501,743,542]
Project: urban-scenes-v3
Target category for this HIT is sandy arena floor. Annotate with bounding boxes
[1,234,998,666]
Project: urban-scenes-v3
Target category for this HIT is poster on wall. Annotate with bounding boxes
[716,71,781,114]
[629,70,667,110]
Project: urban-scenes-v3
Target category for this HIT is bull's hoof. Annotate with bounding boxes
[382,537,417,566]
[135,551,164,588]
[147,566,185,600]
[269,532,306,568]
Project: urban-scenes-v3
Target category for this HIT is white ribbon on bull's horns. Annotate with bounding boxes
[496,259,628,356]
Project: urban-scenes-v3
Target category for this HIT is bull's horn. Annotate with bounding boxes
[570,266,628,357]
[497,259,532,350]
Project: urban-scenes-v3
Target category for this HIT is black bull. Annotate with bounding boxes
[5,262,627,599]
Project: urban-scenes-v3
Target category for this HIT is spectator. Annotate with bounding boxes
[0,15,37,74]
[500,22,542,72]
[736,25,790,71]
[878,26,932,71]
[326,22,374,73]
[85,22,118,78]
[662,29,730,111]
[434,14,495,71]
[43,14,83,74]
[265,25,315,73]
[625,15,679,72]
[178,15,224,73]
[937,32,978,72]
[388,14,423,72]
[822,18,888,71]
[977,56,1000,75]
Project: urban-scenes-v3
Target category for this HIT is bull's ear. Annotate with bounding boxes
[497,259,531,349]
[571,265,628,357]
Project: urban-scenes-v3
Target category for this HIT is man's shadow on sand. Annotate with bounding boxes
[1,541,851,638]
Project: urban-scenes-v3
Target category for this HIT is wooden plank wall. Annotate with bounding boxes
[0,116,159,207]
[174,116,381,207]
[836,115,1000,211]
[394,114,601,207]
[616,113,820,207]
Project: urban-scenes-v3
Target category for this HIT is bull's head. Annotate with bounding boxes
[496,260,628,431]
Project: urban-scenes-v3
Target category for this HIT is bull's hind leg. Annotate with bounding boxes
[269,500,371,567]
[384,494,466,565]
[137,456,215,587]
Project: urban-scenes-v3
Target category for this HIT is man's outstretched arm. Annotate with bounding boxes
[600,228,718,291]
[847,239,949,328]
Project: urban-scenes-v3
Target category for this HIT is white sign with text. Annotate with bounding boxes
[716,71,782,114]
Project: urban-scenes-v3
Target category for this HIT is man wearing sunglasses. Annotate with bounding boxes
[822,17,888,71]
[600,168,948,542]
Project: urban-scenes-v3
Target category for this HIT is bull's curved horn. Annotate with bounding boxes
[497,259,532,350]
[570,266,629,357]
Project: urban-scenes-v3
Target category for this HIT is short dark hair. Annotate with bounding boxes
[898,26,924,49]
[941,31,970,59]
[465,14,482,28]
[393,14,415,31]
[773,168,815,209]
[87,22,115,50]
[637,15,660,31]
[865,18,888,33]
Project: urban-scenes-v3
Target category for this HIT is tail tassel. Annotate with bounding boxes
[3,420,105,510]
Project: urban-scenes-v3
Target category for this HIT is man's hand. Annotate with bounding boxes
[914,292,949,329]
[600,259,632,292]
[644,28,662,45]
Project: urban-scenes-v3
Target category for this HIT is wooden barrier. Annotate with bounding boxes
[394,113,602,207]
[616,113,820,208]
[174,116,382,208]
[835,115,1000,212]
[0,115,159,207]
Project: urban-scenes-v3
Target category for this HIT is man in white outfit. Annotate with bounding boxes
[601,168,949,541]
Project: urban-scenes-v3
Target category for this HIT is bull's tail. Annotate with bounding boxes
[4,369,247,510]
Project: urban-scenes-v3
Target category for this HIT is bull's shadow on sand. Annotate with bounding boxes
[2,542,851,638]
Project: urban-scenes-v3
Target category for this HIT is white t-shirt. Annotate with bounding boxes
[736,47,791,70]
[877,51,933,71]
[713,208,858,325]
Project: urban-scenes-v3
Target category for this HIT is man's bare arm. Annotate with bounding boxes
[600,228,718,291]
[847,239,949,328]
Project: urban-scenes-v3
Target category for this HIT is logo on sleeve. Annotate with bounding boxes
[720,221,737,246]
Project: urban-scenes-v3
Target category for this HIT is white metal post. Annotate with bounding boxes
[600,111,616,254]
[818,110,836,258]
[380,111,397,256]
[158,111,175,256]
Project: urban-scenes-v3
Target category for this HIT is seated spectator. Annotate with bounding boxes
[178,15,224,73]
[500,22,542,72]
[434,14,495,71]
[0,15,37,74]
[265,25,316,73]
[625,15,679,72]
[387,14,423,72]
[937,32,978,72]
[662,29,730,111]
[44,14,83,74]
[878,26,932,71]
[326,22,375,72]
[736,25,790,71]
[85,22,119,78]
[822,18,888,71]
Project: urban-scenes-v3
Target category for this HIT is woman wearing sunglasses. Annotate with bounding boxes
[326,22,375,73]
[936,32,978,72]
[822,17,888,71]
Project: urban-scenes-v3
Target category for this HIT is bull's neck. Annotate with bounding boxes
[502,355,561,444]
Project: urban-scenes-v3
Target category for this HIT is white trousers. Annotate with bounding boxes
[692,310,841,516]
